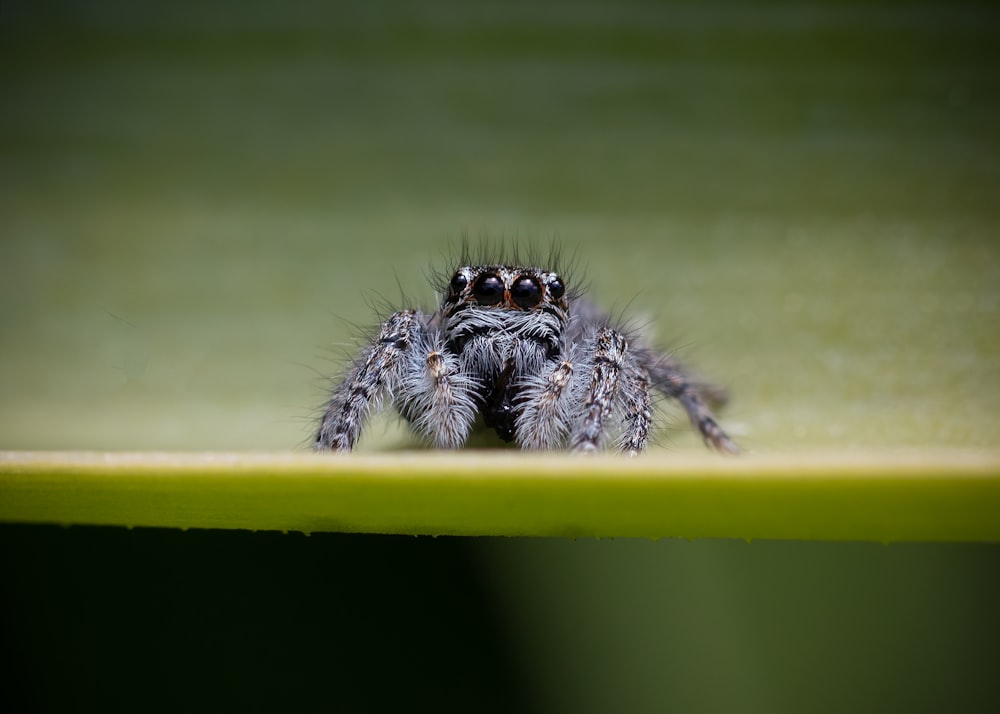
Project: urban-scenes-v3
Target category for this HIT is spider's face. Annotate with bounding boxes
[443,265,567,313]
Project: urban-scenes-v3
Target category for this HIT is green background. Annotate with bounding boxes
[1,1,998,711]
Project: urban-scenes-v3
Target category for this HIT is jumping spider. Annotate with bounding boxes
[315,256,738,455]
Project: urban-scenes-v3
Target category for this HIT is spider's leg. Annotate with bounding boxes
[569,327,629,453]
[515,357,575,450]
[315,310,425,452]
[617,359,653,456]
[396,333,478,449]
[641,351,739,454]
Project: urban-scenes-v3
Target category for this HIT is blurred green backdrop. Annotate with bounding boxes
[1,0,997,452]
[1,1,998,712]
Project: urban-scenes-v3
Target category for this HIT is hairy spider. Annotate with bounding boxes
[315,254,738,455]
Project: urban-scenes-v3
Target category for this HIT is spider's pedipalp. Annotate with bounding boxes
[396,334,478,449]
[515,357,575,450]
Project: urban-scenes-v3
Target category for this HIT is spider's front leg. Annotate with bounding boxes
[316,310,478,452]
[315,310,424,452]
[569,327,652,455]
[617,361,653,456]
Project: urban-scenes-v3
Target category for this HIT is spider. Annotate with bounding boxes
[315,253,738,455]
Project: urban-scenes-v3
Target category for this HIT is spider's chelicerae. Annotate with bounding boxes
[315,255,738,455]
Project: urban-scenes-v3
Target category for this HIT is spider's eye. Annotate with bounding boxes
[511,275,542,309]
[449,272,468,295]
[548,276,566,300]
[473,273,504,306]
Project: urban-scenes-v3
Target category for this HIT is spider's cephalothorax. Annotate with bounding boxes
[315,261,738,455]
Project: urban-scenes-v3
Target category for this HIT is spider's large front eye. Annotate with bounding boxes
[449,272,468,295]
[548,276,566,300]
[473,273,504,305]
[511,275,542,308]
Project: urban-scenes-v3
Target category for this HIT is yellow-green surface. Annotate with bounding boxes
[2,450,999,541]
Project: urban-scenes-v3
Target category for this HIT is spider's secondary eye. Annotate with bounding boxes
[473,273,504,305]
[511,275,542,308]
[548,276,566,299]
[449,272,468,295]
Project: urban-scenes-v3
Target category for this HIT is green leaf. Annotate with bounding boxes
[2,450,998,542]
